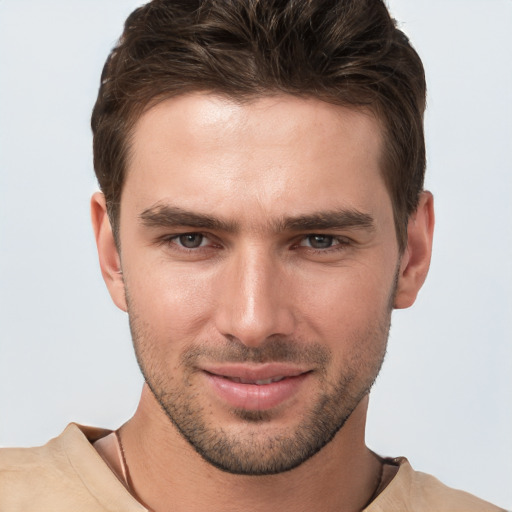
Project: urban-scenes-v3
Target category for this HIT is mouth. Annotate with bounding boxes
[201,364,311,411]
[217,375,288,385]
[203,363,309,384]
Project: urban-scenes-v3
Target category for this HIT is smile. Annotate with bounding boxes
[202,365,311,411]
[220,375,287,385]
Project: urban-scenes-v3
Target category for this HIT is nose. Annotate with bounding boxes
[214,244,296,347]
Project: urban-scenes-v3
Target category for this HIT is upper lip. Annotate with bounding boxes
[201,363,310,382]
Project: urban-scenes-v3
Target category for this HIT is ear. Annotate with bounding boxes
[394,191,435,309]
[91,192,127,312]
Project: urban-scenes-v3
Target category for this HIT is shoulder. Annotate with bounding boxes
[0,426,81,506]
[0,424,144,512]
[366,457,507,512]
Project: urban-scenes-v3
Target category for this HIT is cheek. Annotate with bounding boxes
[295,262,395,344]
[124,260,217,342]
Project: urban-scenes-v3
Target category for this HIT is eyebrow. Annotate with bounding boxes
[278,210,375,232]
[140,205,237,232]
[139,204,375,233]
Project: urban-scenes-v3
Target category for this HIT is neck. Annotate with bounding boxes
[117,385,381,512]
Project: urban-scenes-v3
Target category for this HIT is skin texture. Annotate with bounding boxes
[92,93,434,512]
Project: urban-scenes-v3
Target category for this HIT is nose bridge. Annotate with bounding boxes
[216,241,294,346]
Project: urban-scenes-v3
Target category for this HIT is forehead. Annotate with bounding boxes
[124,93,389,225]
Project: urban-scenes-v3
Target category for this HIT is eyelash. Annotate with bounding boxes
[159,233,217,252]
[159,232,352,255]
[296,234,350,251]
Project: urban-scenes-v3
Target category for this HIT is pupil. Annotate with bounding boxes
[310,235,332,249]
[179,234,203,248]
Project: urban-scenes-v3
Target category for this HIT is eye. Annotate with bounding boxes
[300,234,339,249]
[175,233,207,249]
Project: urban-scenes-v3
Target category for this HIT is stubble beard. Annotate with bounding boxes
[127,306,392,476]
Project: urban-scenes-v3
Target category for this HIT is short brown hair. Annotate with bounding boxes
[92,0,426,251]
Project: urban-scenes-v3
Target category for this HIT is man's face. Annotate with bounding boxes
[117,94,400,475]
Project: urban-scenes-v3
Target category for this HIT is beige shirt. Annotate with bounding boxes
[0,424,506,512]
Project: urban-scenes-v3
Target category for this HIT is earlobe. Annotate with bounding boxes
[91,192,127,312]
[394,191,435,309]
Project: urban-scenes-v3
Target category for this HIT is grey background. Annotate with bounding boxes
[1,0,511,508]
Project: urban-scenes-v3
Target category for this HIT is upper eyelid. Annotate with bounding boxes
[294,234,353,250]
[155,234,211,253]
[163,232,350,240]
[299,234,351,242]
[160,230,211,239]
[165,232,221,249]
[157,232,353,248]
[166,232,210,241]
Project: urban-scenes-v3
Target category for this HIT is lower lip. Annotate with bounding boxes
[205,372,309,411]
